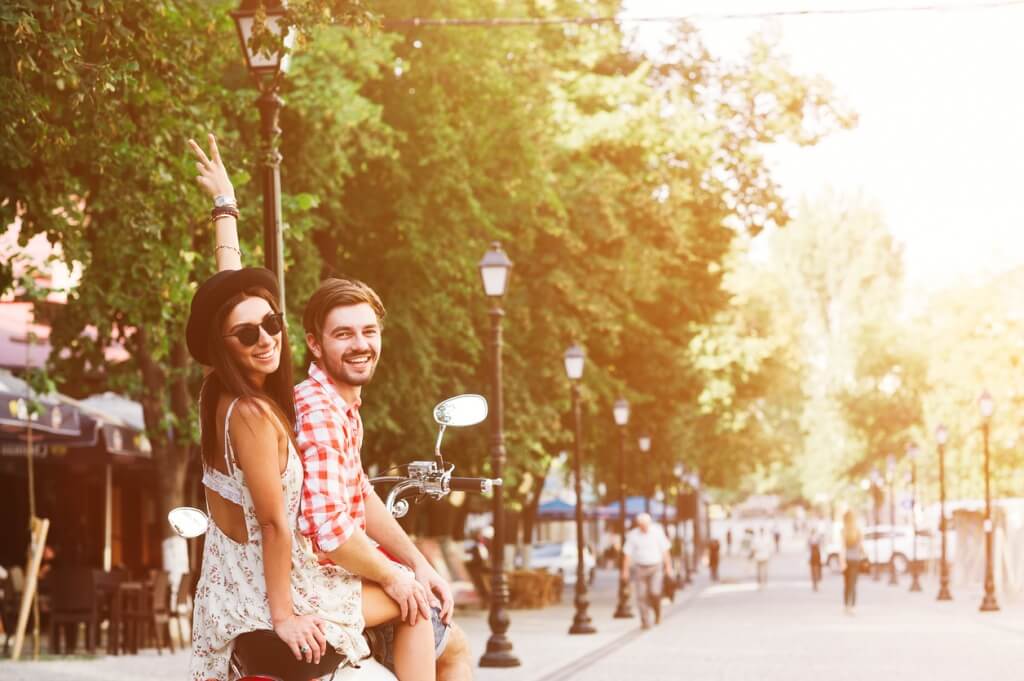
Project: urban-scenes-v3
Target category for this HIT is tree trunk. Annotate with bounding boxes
[520,465,549,546]
[135,328,192,542]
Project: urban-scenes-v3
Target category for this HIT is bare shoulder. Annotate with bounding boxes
[229,396,287,440]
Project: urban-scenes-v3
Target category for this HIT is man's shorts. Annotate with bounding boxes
[365,606,449,671]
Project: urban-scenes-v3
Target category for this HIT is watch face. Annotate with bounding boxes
[214,195,235,207]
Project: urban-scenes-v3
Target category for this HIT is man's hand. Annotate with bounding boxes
[415,561,454,624]
[381,566,431,626]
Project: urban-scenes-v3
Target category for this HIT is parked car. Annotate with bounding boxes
[825,525,936,573]
[528,542,596,585]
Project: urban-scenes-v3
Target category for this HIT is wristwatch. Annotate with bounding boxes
[214,194,236,208]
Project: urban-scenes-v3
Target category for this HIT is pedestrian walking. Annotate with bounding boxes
[808,531,823,591]
[772,525,782,553]
[725,528,733,555]
[622,513,673,630]
[708,538,721,582]
[752,528,772,588]
[841,510,866,614]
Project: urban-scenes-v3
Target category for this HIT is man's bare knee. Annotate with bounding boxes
[437,622,472,681]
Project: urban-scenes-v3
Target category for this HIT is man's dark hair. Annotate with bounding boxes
[302,277,386,339]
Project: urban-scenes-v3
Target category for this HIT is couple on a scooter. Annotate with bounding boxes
[185,134,471,681]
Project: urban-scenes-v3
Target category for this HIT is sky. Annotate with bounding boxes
[622,0,1024,302]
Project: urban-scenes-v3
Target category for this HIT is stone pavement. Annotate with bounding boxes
[0,564,705,680]
[556,550,1024,681]
[3,547,1022,680]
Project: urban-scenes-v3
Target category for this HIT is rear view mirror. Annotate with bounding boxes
[168,507,209,538]
[433,394,488,428]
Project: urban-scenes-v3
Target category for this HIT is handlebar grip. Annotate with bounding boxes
[449,477,499,493]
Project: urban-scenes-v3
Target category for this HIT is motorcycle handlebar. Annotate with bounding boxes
[448,476,501,494]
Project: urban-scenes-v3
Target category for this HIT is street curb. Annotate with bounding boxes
[531,578,709,681]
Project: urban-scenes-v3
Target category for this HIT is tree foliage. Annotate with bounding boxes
[2,1,855,544]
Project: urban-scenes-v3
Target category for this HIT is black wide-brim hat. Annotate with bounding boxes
[186,267,280,366]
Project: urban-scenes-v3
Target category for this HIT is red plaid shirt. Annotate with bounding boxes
[294,363,373,553]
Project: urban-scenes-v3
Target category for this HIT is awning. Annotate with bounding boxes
[0,368,82,441]
[78,392,151,458]
[537,498,576,520]
[595,495,676,521]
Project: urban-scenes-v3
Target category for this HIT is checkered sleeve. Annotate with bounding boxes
[296,408,359,553]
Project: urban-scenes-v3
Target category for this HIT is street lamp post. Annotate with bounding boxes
[564,344,596,635]
[887,455,899,586]
[231,0,294,309]
[907,443,922,592]
[871,468,882,581]
[936,424,953,601]
[657,488,669,530]
[687,472,701,578]
[477,243,520,667]
[612,398,634,619]
[978,390,1000,612]
[672,463,685,585]
[638,435,651,514]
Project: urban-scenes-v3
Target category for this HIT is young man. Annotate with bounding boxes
[295,277,472,680]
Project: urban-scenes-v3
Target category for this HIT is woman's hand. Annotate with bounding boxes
[273,613,328,664]
[187,133,235,203]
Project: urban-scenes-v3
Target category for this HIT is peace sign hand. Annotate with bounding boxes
[187,133,235,203]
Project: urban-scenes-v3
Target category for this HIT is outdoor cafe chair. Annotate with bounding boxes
[1,567,21,657]
[48,566,100,654]
[170,571,197,649]
[111,571,170,655]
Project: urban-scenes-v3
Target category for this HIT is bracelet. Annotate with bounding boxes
[211,214,237,223]
[215,244,242,256]
[210,205,240,221]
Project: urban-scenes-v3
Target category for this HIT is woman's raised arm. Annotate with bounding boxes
[188,134,242,272]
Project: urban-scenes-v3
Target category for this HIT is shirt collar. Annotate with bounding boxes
[307,362,361,415]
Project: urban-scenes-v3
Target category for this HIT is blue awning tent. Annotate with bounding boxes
[537,495,677,521]
[537,498,576,520]
[596,495,676,521]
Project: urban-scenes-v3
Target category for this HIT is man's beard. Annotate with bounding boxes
[323,349,378,389]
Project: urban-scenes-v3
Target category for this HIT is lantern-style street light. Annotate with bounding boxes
[612,398,634,619]
[978,390,1000,612]
[477,243,520,667]
[638,435,652,514]
[935,424,953,601]
[886,454,898,586]
[907,443,922,592]
[231,0,295,309]
[564,344,595,635]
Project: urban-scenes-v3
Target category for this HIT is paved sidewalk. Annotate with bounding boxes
[5,547,1021,680]
[466,568,707,681]
[0,565,702,680]
[556,550,1024,681]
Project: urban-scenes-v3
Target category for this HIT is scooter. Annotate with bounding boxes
[168,394,499,681]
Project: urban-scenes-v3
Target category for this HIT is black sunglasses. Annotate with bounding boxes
[224,312,285,347]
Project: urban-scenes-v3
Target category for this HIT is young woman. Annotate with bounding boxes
[186,135,435,681]
[840,510,866,614]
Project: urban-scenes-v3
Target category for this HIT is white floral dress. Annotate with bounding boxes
[189,398,370,681]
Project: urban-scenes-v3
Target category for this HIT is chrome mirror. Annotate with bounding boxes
[433,394,488,466]
[168,507,209,539]
[433,394,488,428]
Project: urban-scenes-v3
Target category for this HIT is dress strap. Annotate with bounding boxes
[223,397,242,476]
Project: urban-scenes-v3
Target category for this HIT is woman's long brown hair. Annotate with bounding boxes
[199,287,296,468]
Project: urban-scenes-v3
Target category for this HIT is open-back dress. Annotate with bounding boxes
[189,398,370,680]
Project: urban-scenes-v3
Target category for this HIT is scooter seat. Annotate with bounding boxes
[233,629,347,681]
